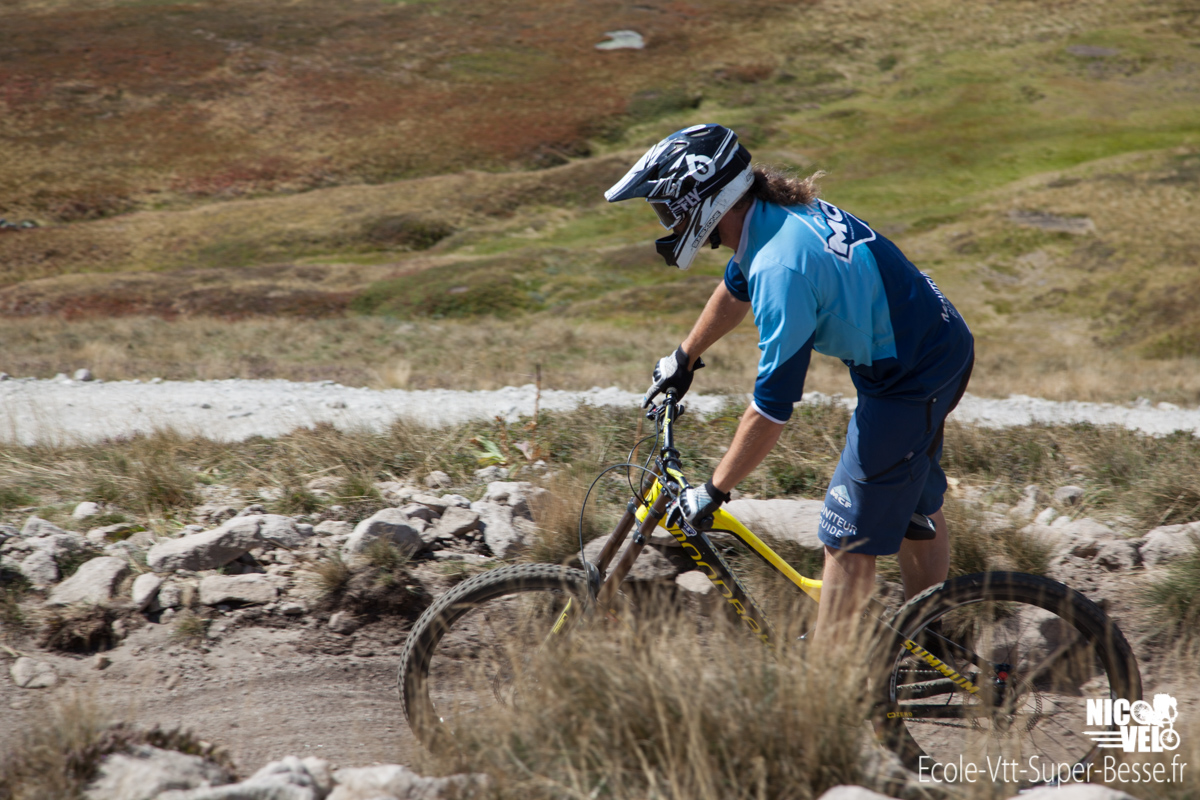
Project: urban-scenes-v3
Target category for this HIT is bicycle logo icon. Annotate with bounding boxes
[1132,695,1180,750]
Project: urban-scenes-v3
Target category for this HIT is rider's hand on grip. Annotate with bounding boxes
[643,346,704,408]
[670,480,730,530]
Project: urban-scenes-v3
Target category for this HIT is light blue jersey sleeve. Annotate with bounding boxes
[742,257,818,423]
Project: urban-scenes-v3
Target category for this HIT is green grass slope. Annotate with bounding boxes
[0,0,1198,400]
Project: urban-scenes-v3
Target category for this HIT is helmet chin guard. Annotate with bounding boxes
[605,124,753,270]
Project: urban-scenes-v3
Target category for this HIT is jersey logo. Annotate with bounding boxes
[816,200,876,261]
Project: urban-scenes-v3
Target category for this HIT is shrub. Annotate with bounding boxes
[39,604,119,653]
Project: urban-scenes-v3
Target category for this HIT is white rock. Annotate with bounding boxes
[21,515,68,538]
[305,475,345,493]
[328,611,360,634]
[343,508,423,556]
[1093,539,1140,571]
[147,517,266,572]
[199,574,278,606]
[401,503,438,523]
[19,549,59,585]
[84,744,233,800]
[409,494,449,514]
[152,754,327,800]
[722,498,825,550]
[481,481,545,519]
[583,534,678,581]
[426,506,481,540]
[47,556,129,606]
[374,481,415,505]
[675,570,719,613]
[87,523,143,545]
[11,657,58,689]
[1053,485,1086,506]
[279,601,305,616]
[1140,521,1200,567]
[471,501,530,559]
[257,514,310,548]
[473,465,508,483]
[157,582,184,609]
[424,470,453,489]
[1010,484,1050,519]
[73,501,102,519]
[132,573,164,610]
[328,764,487,800]
[816,787,896,800]
[74,368,95,382]
[313,520,352,537]
[29,531,88,558]
[440,494,472,509]
[1016,784,1137,800]
[1034,507,1059,526]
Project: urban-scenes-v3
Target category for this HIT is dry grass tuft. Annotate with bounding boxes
[525,469,606,566]
[170,611,210,646]
[312,552,352,600]
[0,692,237,800]
[38,604,118,653]
[423,610,868,800]
[0,567,31,636]
[1142,535,1200,640]
[363,538,411,573]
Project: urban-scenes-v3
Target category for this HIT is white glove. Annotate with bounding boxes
[643,346,704,408]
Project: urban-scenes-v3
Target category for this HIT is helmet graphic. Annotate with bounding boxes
[605,124,753,270]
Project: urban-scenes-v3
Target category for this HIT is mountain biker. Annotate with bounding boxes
[604,124,974,640]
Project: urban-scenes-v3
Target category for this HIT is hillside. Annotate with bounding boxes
[0,0,1198,401]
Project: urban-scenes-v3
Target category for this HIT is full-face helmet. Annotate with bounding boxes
[604,124,752,270]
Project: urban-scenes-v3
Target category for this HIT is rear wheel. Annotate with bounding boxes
[873,571,1141,787]
[398,563,591,750]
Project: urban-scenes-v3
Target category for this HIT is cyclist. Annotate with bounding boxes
[604,124,974,639]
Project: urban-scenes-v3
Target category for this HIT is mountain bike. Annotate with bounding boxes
[398,392,1142,786]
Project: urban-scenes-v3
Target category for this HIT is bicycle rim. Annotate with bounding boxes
[874,572,1141,788]
[399,564,591,750]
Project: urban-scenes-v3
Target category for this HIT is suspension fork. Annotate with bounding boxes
[595,491,669,610]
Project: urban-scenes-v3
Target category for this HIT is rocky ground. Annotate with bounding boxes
[2,464,1197,799]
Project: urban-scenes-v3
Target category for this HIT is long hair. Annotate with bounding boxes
[743,165,825,207]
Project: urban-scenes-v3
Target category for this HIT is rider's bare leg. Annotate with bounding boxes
[814,546,875,641]
[896,508,949,600]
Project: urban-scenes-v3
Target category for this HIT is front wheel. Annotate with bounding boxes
[398,563,591,750]
[872,571,1141,788]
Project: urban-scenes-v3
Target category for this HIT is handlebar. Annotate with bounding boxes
[646,391,688,494]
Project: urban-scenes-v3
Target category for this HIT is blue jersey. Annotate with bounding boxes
[724,199,973,422]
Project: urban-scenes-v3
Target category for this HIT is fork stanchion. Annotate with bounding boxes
[596,491,669,609]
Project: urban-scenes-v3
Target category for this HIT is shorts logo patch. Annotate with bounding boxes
[829,485,852,508]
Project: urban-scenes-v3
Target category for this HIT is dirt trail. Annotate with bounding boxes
[2,378,1199,445]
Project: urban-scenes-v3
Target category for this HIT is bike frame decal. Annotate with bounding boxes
[902,638,981,695]
[550,598,574,636]
[635,480,823,603]
[636,481,777,646]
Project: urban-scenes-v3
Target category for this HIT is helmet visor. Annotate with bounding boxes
[648,200,679,230]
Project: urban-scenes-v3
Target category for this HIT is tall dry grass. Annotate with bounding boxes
[0,692,236,800]
[421,606,869,800]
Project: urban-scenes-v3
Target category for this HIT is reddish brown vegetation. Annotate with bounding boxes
[1,0,794,220]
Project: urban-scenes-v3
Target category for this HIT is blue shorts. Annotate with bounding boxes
[818,358,972,556]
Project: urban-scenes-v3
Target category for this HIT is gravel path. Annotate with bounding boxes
[1,377,1198,444]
